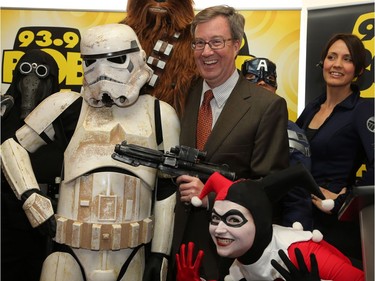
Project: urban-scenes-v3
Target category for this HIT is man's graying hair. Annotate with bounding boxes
[191,5,245,42]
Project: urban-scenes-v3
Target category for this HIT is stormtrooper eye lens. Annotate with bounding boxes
[35,65,49,78]
[108,55,127,64]
[85,59,97,67]
[19,62,33,74]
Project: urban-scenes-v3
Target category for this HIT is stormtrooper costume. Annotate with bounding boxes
[1,24,180,281]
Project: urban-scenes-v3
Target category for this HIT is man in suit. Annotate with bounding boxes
[168,5,289,281]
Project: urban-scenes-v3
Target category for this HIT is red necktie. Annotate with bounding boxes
[196,90,214,151]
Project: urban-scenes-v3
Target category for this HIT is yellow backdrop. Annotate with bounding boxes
[1,9,301,119]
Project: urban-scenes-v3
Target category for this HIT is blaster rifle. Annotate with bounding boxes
[112,141,236,181]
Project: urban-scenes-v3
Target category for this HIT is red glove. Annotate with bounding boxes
[176,242,204,281]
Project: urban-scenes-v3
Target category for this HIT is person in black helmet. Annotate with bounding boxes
[242,57,314,231]
[241,57,278,93]
[1,49,81,281]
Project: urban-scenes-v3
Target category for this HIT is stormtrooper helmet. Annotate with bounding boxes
[80,24,153,107]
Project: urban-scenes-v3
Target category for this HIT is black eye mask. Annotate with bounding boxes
[241,58,278,89]
[211,208,248,228]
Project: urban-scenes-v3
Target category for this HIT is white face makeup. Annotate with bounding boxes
[209,200,256,258]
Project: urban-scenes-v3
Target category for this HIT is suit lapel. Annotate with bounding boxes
[180,82,203,148]
[205,76,252,159]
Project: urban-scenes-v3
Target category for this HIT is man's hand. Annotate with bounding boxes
[176,242,204,281]
[271,248,320,281]
[176,175,207,207]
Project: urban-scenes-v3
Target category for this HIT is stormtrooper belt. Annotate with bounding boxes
[55,215,153,250]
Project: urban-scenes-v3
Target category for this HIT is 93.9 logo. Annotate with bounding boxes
[2,26,84,92]
[352,12,374,93]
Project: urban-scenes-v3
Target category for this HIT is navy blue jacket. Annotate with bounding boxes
[296,85,374,211]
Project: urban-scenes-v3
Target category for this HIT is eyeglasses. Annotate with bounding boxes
[191,38,233,50]
[19,62,50,78]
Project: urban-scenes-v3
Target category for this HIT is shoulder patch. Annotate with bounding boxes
[367,116,374,133]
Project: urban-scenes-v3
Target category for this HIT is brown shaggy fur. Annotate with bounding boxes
[121,0,199,116]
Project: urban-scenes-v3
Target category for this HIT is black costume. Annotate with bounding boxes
[1,49,81,281]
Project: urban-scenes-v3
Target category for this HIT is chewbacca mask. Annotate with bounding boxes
[122,0,199,116]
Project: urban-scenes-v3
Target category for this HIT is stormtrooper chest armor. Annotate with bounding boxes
[64,95,158,184]
[56,95,158,250]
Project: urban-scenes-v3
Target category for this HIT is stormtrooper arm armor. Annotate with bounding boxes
[142,100,180,281]
[1,91,81,228]
[152,193,176,255]
[151,100,180,255]
[1,138,54,227]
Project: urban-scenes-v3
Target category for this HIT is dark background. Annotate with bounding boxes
[305,3,374,106]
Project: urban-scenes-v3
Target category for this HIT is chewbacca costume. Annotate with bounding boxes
[122,0,199,117]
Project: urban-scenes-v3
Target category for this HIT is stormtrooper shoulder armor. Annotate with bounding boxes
[1,91,81,199]
[16,91,81,153]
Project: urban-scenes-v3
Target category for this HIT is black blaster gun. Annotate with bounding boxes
[112,141,236,181]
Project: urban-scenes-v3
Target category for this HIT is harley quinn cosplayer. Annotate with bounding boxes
[177,165,364,281]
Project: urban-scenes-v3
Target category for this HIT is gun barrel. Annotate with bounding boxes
[114,142,164,162]
[112,142,236,181]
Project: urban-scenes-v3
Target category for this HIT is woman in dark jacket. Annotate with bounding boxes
[296,33,374,264]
